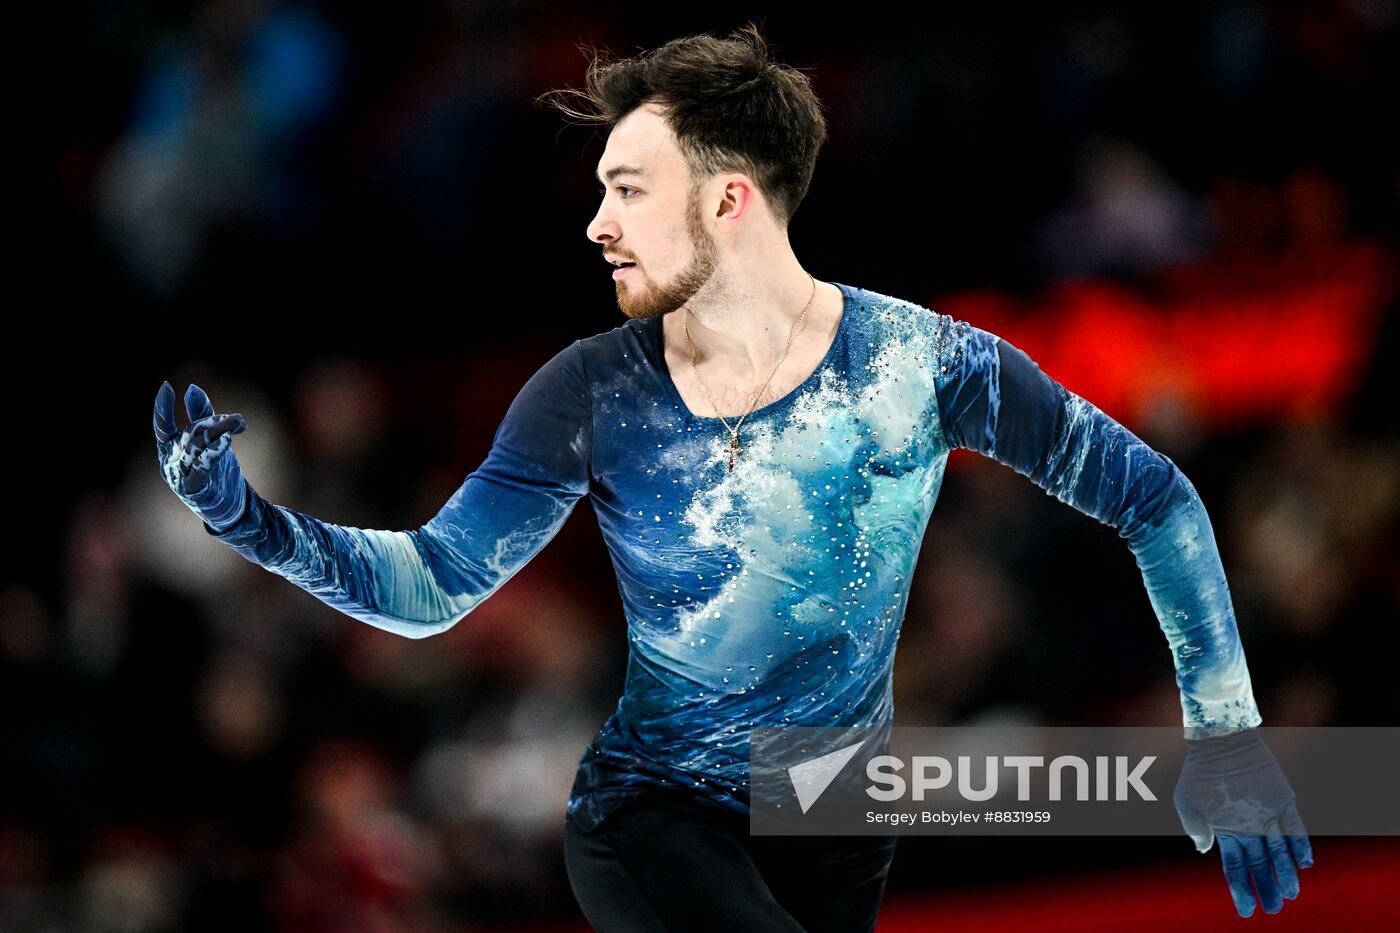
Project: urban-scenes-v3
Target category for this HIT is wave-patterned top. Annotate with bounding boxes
[204,281,1261,833]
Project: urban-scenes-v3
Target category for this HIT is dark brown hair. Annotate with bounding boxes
[536,22,828,227]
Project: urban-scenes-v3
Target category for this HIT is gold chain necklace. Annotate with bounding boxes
[684,274,817,472]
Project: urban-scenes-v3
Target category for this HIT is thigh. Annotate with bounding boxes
[564,800,807,933]
[752,833,899,933]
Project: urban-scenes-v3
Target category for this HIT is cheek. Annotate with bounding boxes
[632,210,687,269]
[651,229,691,271]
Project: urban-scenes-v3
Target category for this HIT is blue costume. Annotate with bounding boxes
[172,287,1260,823]
[179,281,1262,835]
[159,280,1310,921]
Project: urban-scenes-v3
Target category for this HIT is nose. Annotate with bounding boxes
[587,202,618,245]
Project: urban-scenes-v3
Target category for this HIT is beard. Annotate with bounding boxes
[615,185,718,321]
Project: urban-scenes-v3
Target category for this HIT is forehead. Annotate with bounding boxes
[595,104,687,182]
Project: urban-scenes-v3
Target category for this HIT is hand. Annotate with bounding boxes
[1173,726,1313,917]
[153,381,250,532]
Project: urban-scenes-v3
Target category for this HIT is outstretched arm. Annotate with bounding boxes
[927,313,1261,733]
[172,340,594,639]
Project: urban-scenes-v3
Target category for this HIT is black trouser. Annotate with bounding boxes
[564,793,898,933]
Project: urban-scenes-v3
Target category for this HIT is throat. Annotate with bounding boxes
[657,283,841,421]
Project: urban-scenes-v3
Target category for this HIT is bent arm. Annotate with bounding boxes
[204,340,595,639]
[930,314,1261,733]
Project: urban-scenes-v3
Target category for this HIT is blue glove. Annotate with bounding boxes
[153,381,250,532]
[1173,726,1313,917]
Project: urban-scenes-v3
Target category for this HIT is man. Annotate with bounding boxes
[154,23,1309,931]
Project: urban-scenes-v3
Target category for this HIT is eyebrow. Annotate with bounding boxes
[596,165,646,184]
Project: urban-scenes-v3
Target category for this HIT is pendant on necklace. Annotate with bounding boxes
[727,433,740,472]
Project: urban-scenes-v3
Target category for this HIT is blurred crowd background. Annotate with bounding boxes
[14,1,1399,930]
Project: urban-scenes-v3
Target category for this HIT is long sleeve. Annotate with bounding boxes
[929,314,1261,732]
[202,339,595,639]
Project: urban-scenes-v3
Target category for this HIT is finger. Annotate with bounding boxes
[1280,803,1313,869]
[1173,791,1214,853]
[195,413,247,448]
[185,383,215,423]
[1265,821,1300,901]
[154,381,179,444]
[1218,835,1256,918]
[1239,834,1283,914]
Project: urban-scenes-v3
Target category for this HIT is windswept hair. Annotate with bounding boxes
[536,22,829,227]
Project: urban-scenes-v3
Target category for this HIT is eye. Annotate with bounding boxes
[598,185,638,199]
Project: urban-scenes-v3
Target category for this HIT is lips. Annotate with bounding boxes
[612,262,636,279]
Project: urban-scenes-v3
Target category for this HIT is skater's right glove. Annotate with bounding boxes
[153,381,250,532]
[1173,726,1313,918]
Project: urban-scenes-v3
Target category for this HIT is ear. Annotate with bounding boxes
[716,173,763,225]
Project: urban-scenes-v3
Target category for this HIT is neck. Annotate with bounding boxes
[672,254,824,380]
